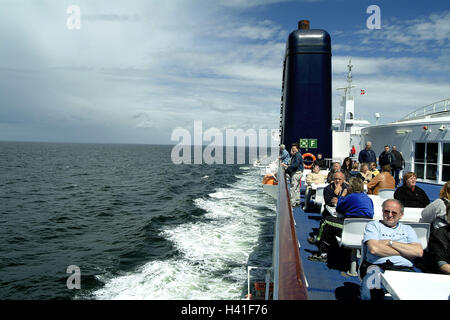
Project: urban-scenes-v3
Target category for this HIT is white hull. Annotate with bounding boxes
[262,184,278,199]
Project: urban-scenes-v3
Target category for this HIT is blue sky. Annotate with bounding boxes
[0,0,448,144]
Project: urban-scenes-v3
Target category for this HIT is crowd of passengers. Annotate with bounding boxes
[281,142,450,300]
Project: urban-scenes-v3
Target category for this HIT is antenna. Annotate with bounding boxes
[336,58,356,96]
[347,58,353,87]
[336,58,356,131]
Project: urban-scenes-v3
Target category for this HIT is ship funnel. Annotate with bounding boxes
[298,20,310,30]
[281,20,331,158]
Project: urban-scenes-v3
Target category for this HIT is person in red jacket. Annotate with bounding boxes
[350,145,356,157]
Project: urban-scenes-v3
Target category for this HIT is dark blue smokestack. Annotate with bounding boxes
[280,20,332,160]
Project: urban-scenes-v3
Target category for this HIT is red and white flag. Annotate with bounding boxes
[360,89,365,95]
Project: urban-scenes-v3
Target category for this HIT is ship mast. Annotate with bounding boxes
[336,58,356,131]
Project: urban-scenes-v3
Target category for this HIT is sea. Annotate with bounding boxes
[0,142,277,300]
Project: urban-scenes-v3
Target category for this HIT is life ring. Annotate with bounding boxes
[302,153,316,169]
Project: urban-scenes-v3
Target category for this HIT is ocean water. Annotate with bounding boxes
[0,142,276,300]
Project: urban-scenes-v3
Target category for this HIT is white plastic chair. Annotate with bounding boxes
[314,186,326,212]
[336,218,373,276]
[402,207,424,223]
[402,222,430,250]
[358,240,367,281]
[378,189,395,200]
[301,169,311,182]
[337,218,373,248]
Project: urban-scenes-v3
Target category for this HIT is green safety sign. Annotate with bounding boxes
[299,138,318,149]
[299,139,309,148]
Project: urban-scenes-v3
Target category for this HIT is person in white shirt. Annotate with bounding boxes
[360,199,423,300]
[303,163,327,211]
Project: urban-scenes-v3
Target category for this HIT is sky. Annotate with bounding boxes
[0,0,449,144]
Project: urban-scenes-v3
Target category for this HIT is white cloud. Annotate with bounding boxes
[410,12,450,42]
[0,0,288,143]
[218,0,293,8]
[213,20,285,40]
[353,11,450,54]
[333,56,450,76]
[0,1,448,144]
[218,0,323,7]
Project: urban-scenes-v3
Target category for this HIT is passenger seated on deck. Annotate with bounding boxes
[357,163,374,184]
[369,162,380,176]
[303,164,327,211]
[422,204,450,275]
[349,162,360,177]
[367,165,395,195]
[326,162,342,183]
[322,171,348,217]
[360,199,423,300]
[308,177,374,262]
[314,153,327,170]
[394,172,430,208]
[341,157,353,181]
[420,181,450,231]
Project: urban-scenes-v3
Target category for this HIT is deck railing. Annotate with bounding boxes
[397,98,450,122]
[273,164,308,300]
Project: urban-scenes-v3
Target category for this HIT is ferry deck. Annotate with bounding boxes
[291,180,441,300]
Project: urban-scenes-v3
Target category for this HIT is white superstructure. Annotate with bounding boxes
[360,98,450,185]
[332,59,370,160]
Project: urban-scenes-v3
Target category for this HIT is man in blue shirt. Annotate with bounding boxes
[281,145,303,207]
[279,144,291,165]
[360,199,423,300]
[358,141,377,165]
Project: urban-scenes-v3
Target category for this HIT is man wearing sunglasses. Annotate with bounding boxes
[360,199,423,300]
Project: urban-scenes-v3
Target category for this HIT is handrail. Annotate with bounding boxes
[323,159,450,167]
[397,98,450,122]
[273,164,308,300]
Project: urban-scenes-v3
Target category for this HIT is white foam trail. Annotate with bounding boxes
[90,166,276,300]
[91,259,241,300]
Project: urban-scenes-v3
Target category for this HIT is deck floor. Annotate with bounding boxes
[293,181,440,300]
[293,204,361,299]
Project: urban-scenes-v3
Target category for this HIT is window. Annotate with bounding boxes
[426,143,438,180]
[415,143,425,179]
[415,142,438,181]
[443,143,450,182]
